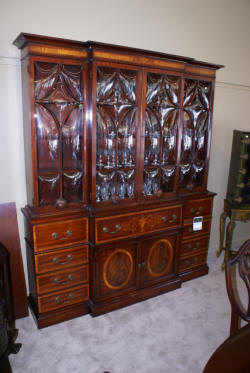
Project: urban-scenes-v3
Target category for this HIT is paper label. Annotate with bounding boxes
[193,216,203,231]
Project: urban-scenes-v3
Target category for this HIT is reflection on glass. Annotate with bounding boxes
[143,72,180,195]
[96,67,138,202]
[179,79,211,189]
[34,62,84,206]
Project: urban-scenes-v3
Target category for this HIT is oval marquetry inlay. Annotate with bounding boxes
[147,239,173,277]
[103,249,133,290]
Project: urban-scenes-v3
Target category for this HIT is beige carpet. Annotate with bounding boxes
[9,252,232,373]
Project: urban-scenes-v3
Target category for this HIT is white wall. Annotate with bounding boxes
[0,0,250,282]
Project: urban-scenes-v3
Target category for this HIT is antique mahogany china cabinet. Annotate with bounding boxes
[14,33,223,328]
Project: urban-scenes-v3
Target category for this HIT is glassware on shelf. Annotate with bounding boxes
[180,163,191,178]
[96,184,101,202]
[183,128,193,151]
[105,131,116,169]
[150,131,160,165]
[143,168,159,196]
[193,161,204,174]
[126,181,134,198]
[117,169,135,199]
[118,170,126,199]
[96,170,116,202]
[96,144,104,167]
[161,165,175,183]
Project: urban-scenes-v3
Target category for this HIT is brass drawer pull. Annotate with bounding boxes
[51,230,73,240]
[103,224,121,234]
[190,206,203,215]
[52,254,73,265]
[185,257,198,267]
[55,293,74,305]
[54,274,73,285]
[162,216,168,222]
[169,214,177,223]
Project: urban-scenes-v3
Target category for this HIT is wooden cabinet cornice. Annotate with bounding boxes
[14,33,223,327]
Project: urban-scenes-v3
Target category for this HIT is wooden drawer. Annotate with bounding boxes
[181,236,209,257]
[95,205,182,243]
[35,245,88,274]
[36,265,89,295]
[179,251,207,272]
[182,219,211,239]
[183,198,213,220]
[33,217,88,252]
[38,284,89,313]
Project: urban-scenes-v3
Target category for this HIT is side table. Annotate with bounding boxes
[217,199,250,268]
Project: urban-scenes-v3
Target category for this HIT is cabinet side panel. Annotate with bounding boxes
[21,56,34,206]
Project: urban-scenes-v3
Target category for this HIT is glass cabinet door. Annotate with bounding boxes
[179,79,212,192]
[34,61,86,208]
[142,71,181,198]
[95,65,141,204]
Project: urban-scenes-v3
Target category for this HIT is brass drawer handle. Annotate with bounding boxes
[169,214,177,223]
[190,206,203,215]
[162,216,168,222]
[55,293,74,305]
[54,274,73,285]
[52,230,73,240]
[52,254,73,265]
[185,257,198,267]
[103,224,121,234]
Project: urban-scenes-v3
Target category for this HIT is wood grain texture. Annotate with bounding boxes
[0,202,28,319]
[38,284,89,313]
[34,244,88,274]
[33,217,88,251]
[95,205,182,243]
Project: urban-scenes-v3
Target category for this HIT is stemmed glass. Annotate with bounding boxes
[97,170,115,201]
[183,128,192,151]
[143,168,158,196]
[151,131,160,165]
[105,131,116,169]
[161,165,175,184]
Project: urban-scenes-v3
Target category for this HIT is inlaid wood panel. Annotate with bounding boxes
[33,217,88,251]
[94,242,138,298]
[95,205,182,243]
[36,265,89,295]
[38,284,89,313]
[35,245,88,274]
[140,233,178,287]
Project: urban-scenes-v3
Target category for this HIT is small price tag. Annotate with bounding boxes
[193,216,203,231]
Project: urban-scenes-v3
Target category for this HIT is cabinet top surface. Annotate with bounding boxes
[13,32,224,70]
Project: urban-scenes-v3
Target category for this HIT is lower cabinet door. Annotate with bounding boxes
[94,241,138,299]
[139,232,180,287]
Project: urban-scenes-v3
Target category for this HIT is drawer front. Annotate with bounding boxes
[33,217,88,252]
[183,198,213,220]
[36,265,89,295]
[181,236,209,257]
[179,251,207,272]
[182,219,211,239]
[38,284,89,313]
[35,245,88,274]
[95,205,182,243]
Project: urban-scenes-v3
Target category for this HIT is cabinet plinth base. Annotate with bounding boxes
[89,277,182,317]
[179,264,209,282]
[28,296,90,329]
